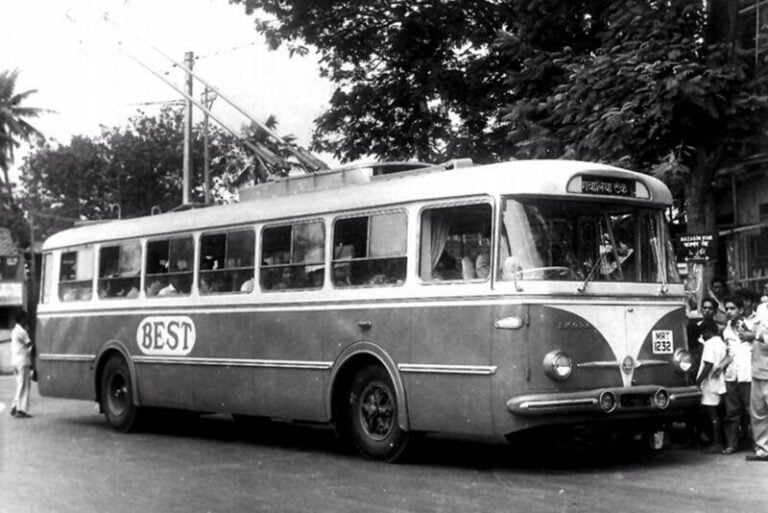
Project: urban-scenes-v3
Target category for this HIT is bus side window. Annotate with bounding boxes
[59,247,94,301]
[146,236,194,297]
[40,253,54,304]
[98,241,141,299]
[332,211,407,288]
[419,204,492,282]
[199,229,255,294]
[260,220,325,291]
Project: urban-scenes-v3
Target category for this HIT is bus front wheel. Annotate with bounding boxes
[344,365,410,462]
[100,356,142,432]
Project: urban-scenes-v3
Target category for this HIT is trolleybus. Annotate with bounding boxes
[36,159,700,461]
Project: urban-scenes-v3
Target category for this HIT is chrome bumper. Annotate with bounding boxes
[507,385,701,416]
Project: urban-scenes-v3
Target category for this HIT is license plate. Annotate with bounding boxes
[652,330,673,354]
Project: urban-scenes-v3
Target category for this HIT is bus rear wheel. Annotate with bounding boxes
[344,365,410,462]
[100,355,142,432]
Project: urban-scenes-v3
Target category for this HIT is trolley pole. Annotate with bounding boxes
[182,51,194,205]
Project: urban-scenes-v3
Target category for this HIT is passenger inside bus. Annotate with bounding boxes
[434,253,461,280]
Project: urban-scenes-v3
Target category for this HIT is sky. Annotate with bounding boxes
[0,0,336,175]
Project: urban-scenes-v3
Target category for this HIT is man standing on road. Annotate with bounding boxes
[748,302,768,461]
[10,310,34,418]
[722,295,754,454]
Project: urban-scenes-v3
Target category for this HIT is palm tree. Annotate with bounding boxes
[0,69,45,209]
[0,69,46,250]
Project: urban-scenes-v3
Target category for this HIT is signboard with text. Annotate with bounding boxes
[676,233,717,262]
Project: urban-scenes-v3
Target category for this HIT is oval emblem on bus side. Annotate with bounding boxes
[136,316,196,356]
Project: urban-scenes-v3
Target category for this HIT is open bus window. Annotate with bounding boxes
[59,247,94,301]
[199,229,255,294]
[498,198,681,284]
[145,236,194,297]
[98,242,141,299]
[261,221,325,291]
[332,211,407,288]
[419,203,492,282]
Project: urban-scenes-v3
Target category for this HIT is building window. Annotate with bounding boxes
[199,229,255,294]
[260,220,325,291]
[332,211,407,287]
[98,242,141,299]
[59,247,94,301]
[145,236,194,297]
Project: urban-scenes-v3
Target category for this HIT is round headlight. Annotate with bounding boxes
[543,350,573,381]
[672,348,693,375]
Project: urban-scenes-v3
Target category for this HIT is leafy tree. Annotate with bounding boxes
[231,0,768,235]
[0,69,46,247]
[20,106,236,240]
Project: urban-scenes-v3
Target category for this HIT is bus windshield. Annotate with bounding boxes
[498,197,681,284]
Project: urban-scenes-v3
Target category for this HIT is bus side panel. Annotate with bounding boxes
[400,303,493,435]
[489,302,531,435]
[36,315,96,400]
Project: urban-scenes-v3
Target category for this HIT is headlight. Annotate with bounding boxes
[672,348,693,375]
[543,350,573,381]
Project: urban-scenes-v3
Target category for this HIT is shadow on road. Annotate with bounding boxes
[69,408,688,470]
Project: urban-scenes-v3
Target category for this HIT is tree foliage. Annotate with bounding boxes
[231,0,768,232]
[19,105,302,241]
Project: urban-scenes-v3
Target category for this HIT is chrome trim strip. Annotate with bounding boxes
[397,363,497,375]
[636,359,669,367]
[36,297,685,318]
[577,361,620,368]
[38,353,95,362]
[519,398,598,410]
[131,356,333,370]
[578,359,669,369]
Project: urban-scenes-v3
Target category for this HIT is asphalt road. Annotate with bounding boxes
[1,376,766,513]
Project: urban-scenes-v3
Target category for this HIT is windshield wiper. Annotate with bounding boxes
[577,258,601,293]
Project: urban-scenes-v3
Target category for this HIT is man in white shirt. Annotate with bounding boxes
[10,310,34,418]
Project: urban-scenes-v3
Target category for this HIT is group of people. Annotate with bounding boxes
[691,278,768,461]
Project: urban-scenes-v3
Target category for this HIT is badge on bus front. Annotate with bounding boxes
[136,316,196,356]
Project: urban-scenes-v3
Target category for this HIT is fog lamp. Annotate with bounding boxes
[599,391,617,413]
[654,388,670,410]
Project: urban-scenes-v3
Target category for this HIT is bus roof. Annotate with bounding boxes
[42,160,673,251]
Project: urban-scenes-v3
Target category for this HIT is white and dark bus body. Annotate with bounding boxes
[36,160,700,460]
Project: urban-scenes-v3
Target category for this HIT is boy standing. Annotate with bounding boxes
[695,319,728,452]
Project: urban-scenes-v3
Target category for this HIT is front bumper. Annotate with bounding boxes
[507,385,701,416]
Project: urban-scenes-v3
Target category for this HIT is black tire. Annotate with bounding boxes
[100,356,141,432]
[343,365,410,462]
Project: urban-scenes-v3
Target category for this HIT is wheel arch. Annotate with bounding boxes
[94,340,141,407]
[327,340,410,431]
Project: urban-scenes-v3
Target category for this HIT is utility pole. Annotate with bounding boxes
[182,51,194,205]
[201,86,218,205]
